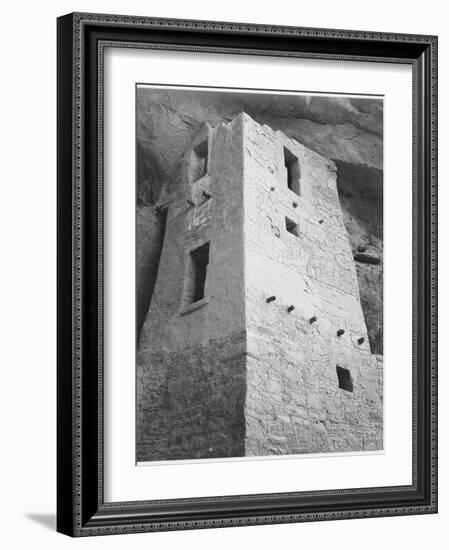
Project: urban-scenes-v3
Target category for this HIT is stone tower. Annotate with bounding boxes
[137,112,382,462]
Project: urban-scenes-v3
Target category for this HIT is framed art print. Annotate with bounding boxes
[57,13,438,536]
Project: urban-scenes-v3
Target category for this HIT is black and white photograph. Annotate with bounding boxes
[0,0,442,545]
[135,86,384,463]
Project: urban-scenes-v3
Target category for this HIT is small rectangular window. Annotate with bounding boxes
[285,217,299,238]
[184,242,210,304]
[191,141,208,182]
[284,147,300,195]
[336,366,354,392]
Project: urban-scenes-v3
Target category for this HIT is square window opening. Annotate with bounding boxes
[285,217,299,238]
[184,242,210,305]
[284,147,301,195]
[336,366,354,392]
[191,140,208,182]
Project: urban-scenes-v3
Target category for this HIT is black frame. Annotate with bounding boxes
[57,12,438,536]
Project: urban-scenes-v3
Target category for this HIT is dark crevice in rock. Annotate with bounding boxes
[136,206,168,341]
[354,252,381,265]
[335,160,383,355]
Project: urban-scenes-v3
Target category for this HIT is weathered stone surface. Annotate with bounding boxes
[335,159,383,353]
[137,113,383,461]
[137,117,248,461]
[136,88,383,352]
[136,205,166,339]
[137,333,247,461]
[137,90,382,203]
[243,116,382,455]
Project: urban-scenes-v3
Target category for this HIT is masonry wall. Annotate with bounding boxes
[137,115,248,461]
[137,333,247,461]
[241,115,383,455]
[137,112,383,462]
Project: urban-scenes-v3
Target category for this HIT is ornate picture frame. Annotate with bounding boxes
[57,12,437,536]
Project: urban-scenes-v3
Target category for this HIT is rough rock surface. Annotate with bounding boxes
[136,205,166,338]
[137,333,247,461]
[243,116,382,455]
[137,114,382,461]
[137,88,383,353]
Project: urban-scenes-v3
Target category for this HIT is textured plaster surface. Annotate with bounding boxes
[137,116,248,460]
[242,116,382,455]
[136,113,382,461]
[136,88,384,352]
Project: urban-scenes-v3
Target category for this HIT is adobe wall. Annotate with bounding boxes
[136,332,247,461]
[241,115,383,455]
[137,115,248,461]
[138,115,246,353]
[136,112,383,462]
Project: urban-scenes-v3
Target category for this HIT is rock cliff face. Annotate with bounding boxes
[136,88,383,353]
